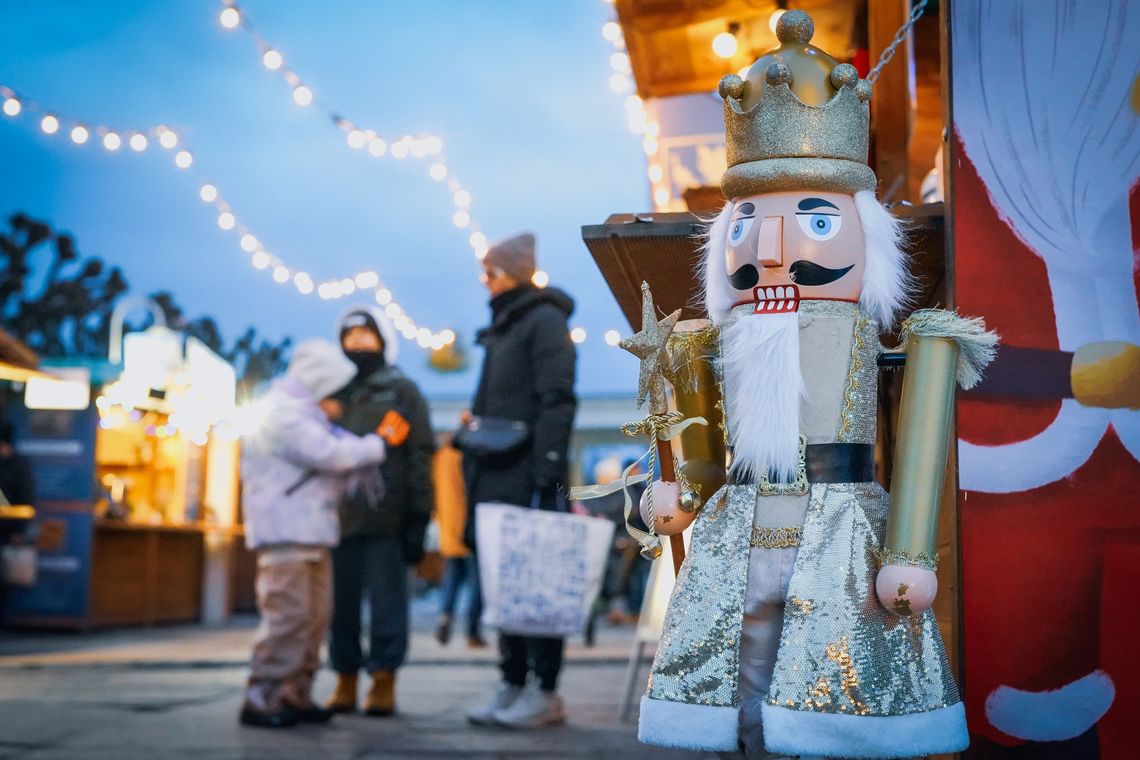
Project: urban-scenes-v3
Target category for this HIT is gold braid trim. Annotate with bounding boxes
[666,326,719,394]
[875,547,940,571]
[837,312,870,441]
[750,526,803,549]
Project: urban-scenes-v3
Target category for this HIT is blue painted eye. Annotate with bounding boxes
[729,217,753,245]
[795,212,842,241]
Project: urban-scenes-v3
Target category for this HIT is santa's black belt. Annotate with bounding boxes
[726,442,876,486]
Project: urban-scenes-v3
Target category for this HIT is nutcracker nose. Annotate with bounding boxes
[757,216,783,268]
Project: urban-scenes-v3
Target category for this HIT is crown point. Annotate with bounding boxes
[766,63,794,88]
[719,74,745,101]
[776,9,814,45]
[856,79,873,102]
[831,63,859,90]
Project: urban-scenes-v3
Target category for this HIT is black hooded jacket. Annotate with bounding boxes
[464,284,578,516]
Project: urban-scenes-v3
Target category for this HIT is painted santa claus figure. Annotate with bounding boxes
[635,10,994,759]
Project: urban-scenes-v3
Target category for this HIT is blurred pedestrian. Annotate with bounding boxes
[326,307,434,717]
[239,339,387,729]
[432,432,485,648]
[460,232,577,729]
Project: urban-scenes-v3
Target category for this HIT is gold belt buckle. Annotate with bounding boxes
[757,436,809,496]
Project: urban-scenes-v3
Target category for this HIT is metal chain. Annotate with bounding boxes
[866,0,930,85]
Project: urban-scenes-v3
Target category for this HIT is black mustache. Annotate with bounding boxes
[729,264,759,290]
[788,260,854,286]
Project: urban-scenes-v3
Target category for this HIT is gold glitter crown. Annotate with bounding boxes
[718,9,874,198]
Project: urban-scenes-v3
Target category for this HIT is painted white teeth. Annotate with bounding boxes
[776,286,785,298]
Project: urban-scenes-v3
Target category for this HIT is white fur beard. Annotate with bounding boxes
[722,312,804,483]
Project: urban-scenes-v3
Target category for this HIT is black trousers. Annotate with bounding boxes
[499,634,564,692]
[329,535,408,674]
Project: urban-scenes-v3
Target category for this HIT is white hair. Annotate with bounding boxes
[700,192,914,328]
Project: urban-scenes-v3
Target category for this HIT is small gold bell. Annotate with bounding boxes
[678,490,702,514]
[640,536,664,560]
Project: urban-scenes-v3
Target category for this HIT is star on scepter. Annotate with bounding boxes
[620,282,681,415]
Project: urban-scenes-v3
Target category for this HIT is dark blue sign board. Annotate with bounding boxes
[5,404,98,625]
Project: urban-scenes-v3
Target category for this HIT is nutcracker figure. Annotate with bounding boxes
[633,10,996,758]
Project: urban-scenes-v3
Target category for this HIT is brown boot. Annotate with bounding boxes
[364,670,396,716]
[324,672,358,713]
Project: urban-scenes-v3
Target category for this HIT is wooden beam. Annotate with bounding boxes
[868,0,914,203]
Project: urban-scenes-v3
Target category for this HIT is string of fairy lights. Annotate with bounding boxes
[0,4,648,350]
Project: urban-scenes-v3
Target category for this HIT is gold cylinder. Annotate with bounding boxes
[885,334,959,566]
[667,321,726,506]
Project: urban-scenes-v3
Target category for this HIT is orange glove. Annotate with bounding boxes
[376,410,411,447]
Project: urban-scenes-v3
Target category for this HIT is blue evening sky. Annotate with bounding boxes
[0,1,647,398]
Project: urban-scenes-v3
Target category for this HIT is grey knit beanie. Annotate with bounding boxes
[484,232,536,283]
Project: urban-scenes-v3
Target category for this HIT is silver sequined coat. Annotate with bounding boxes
[638,301,968,758]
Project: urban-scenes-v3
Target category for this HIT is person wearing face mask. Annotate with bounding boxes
[325,307,434,718]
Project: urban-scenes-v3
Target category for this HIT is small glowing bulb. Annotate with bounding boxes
[174,150,193,168]
[570,327,587,344]
[602,21,622,41]
[425,136,443,154]
[240,234,259,252]
[102,132,122,151]
[429,162,447,181]
[654,187,670,206]
[604,329,622,346]
[385,302,401,319]
[40,115,59,134]
[294,272,314,294]
[251,251,270,269]
[376,288,393,305]
[129,133,147,151]
[219,7,240,29]
[532,270,549,288]
[293,86,313,106]
[453,190,471,209]
[158,129,178,149]
[2,98,21,117]
[340,278,356,295]
[474,245,488,260]
[625,94,643,111]
[410,139,428,158]
[430,335,446,350]
[217,211,236,230]
[391,141,409,159]
[273,266,290,283]
[199,184,218,202]
[344,129,364,149]
[769,9,786,34]
[643,138,658,155]
[368,138,387,157]
[712,31,738,59]
[70,125,89,144]
[645,121,660,137]
[416,330,432,348]
[262,49,283,70]
[609,74,631,93]
[441,329,456,343]
[648,164,663,182]
[610,52,631,73]
[468,232,486,249]
[452,210,470,228]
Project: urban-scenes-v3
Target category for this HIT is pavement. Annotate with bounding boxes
[0,595,714,760]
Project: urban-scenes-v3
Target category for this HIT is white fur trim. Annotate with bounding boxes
[854,191,914,329]
[985,669,1115,742]
[338,304,400,364]
[761,701,968,759]
[722,312,804,481]
[638,695,740,751]
[699,201,737,325]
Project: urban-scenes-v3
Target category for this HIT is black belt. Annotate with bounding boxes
[726,442,876,486]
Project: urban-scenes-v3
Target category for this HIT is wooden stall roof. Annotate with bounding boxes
[582,203,946,331]
[617,0,858,99]
[0,328,42,382]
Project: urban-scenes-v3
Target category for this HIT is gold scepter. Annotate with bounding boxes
[619,282,687,575]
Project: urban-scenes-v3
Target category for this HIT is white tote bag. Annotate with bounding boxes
[476,502,615,637]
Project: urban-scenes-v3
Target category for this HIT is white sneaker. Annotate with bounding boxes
[492,684,566,728]
[467,683,523,726]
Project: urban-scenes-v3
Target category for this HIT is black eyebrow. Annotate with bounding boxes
[733,202,755,216]
[797,197,839,211]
